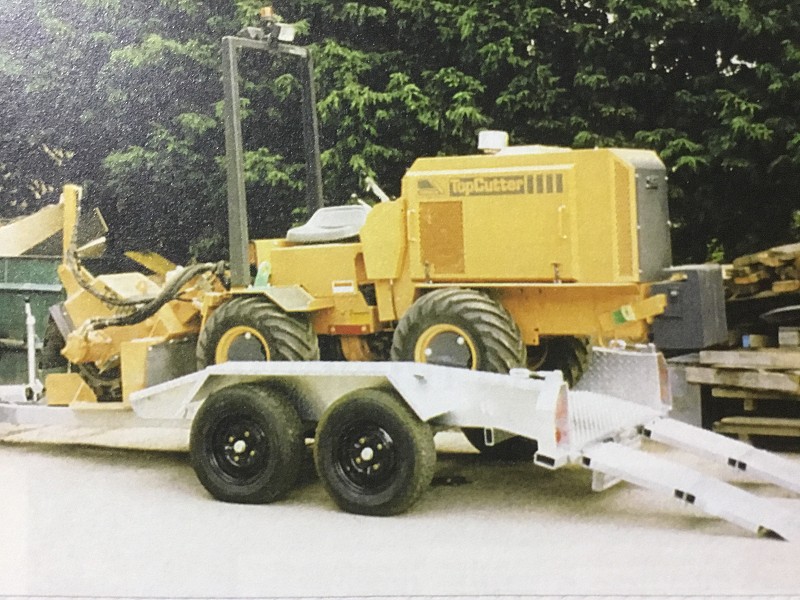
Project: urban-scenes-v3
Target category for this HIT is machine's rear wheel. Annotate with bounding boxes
[190,383,304,503]
[391,288,535,459]
[197,296,319,368]
[538,336,591,387]
[314,388,436,516]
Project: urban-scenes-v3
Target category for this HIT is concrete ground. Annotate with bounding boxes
[1,433,799,598]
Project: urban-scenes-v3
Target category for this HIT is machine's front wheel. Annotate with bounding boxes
[314,388,436,516]
[196,296,319,368]
[190,384,304,504]
[391,288,535,459]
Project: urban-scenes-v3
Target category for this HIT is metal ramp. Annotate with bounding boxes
[643,417,800,495]
[582,440,800,541]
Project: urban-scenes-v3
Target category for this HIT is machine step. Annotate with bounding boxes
[582,440,800,540]
[643,417,800,495]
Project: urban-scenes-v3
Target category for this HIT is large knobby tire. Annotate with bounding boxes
[197,296,319,369]
[314,388,436,516]
[390,288,534,460]
[190,383,304,504]
[538,336,591,387]
[391,288,525,371]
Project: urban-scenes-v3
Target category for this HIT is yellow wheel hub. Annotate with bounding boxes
[414,324,477,369]
[215,326,271,363]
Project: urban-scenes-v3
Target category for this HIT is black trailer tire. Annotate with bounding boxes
[197,296,319,368]
[190,383,304,504]
[391,288,534,459]
[314,388,436,516]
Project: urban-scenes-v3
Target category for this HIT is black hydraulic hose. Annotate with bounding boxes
[65,201,147,308]
[83,261,222,332]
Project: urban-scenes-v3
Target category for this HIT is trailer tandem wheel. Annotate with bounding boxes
[190,383,304,504]
[314,388,436,516]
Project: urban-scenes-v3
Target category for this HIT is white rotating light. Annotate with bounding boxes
[478,130,509,154]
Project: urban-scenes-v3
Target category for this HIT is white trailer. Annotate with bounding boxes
[2,333,800,539]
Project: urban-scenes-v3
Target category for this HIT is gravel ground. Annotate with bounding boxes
[0,433,799,598]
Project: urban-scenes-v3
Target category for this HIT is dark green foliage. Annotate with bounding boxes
[1,0,798,263]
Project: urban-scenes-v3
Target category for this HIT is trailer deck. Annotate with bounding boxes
[1,347,799,538]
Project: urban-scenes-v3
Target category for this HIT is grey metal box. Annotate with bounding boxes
[651,264,728,351]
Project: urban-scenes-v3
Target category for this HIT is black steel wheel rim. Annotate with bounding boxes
[334,421,397,494]
[209,414,269,483]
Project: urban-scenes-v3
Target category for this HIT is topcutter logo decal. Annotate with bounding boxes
[449,176,528,197]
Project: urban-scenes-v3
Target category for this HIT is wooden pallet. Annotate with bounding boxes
[714,417,800,441]
[686,365,800,394]
[687,347,800,439]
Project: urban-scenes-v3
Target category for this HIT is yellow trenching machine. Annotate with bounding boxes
[44,15,728,442]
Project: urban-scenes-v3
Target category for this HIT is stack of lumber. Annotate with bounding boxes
[727,242,800,298]
[686,348,800,440]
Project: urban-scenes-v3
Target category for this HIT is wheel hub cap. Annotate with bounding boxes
[211,417,268,482]
[336,423,396,492]
[415,324,476,369]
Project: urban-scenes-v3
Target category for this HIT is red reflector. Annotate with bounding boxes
[555,384,569,447]
[330,324,369,335]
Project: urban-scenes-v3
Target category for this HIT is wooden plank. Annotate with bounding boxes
[768,242,800,262]
[714,417,800,438]
[727,282,765,297]
[732,269,769,285]
[743,334,773,348]
[732,252,769,268]
[779,327,800,348]
[711,386,800,400]
[772,280,800,294]
[699,348,800,370]
[685,365,800,393]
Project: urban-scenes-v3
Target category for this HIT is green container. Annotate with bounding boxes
[0,256,63,342]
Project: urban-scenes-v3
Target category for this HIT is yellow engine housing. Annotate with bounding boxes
[247,145,672,346]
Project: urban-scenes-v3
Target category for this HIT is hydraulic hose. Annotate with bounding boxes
[64,189,169,308]
[83,261,222,332]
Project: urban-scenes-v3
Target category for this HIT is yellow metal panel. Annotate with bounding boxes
[95,272,161,299]
[0,203,64,257]
[374,280,396,322]
[360,200,406,279]
[488,282,653,344]
[120,338,155,402]
[61,185,81,257]
[419,201,464,274]
[598,293,667,332]
[402,148,648,285]
[405,160,576,282]
[614,160,635,278]
[45,373,97,405]
[270,243,363,298]
[124,251,177,276]
[249,238,289,267]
